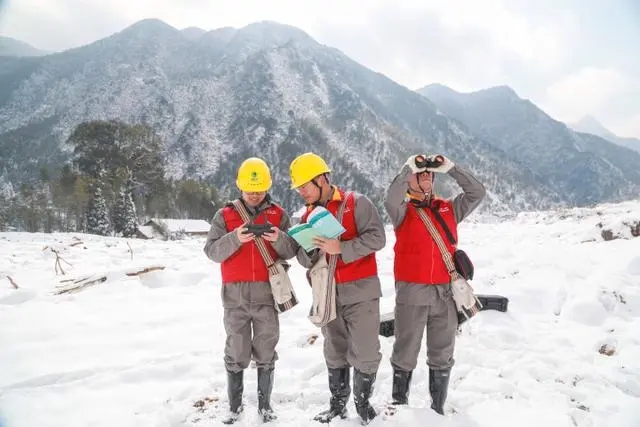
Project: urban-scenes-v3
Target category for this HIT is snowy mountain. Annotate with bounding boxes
[180,27,208,41]
[1,199,639,427]
[570,115,640,154]
[0,19,621,218]
[0,36,47,57]
[418,84,640,206]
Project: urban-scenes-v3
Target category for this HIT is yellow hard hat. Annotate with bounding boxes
[289,152,331,189]
[236,157,272,192]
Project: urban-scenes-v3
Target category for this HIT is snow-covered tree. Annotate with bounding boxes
[113,174,138,237]
[112,188,125,235]
[121,185,138,237]
[86,185,110,236]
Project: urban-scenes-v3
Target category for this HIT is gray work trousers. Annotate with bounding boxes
[390,283,458,371]
[321,298,382,375]
[222,282,279,372]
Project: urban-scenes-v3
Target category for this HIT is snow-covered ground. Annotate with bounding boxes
[1,200,640,427]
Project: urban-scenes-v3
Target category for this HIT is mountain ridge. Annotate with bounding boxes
[418,83,640,206]
[2,19,634,218]
[570,115,640,154]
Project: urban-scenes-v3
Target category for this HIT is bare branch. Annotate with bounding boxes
[43,246,73,275]
[126,266,164,276]
[7,276,18,289]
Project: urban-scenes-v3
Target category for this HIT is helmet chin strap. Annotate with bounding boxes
[308,174,328,207]
[409,189,432,208]
[408,175,433,207]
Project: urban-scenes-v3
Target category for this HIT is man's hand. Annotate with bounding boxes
[236,223,255,243]
[312,236,341,255]
[425,154,454,173]
[261,226,279,242]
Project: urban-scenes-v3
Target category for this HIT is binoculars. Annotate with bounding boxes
[242,223,274,236]
[414,154,443,169]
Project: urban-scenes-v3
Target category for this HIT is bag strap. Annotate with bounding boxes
[231,199,278,275]
[415,207,459,282]
[429,201,456,245]
[326,191,352,280]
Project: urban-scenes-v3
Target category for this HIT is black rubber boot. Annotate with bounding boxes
[353,369,377,425]
[222,369,244,424]
[391,369,413,405]
[429,367,451,415]
[257,367,277,423]
[313,367,350,423]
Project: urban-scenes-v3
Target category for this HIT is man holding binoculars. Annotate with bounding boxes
[384,153,486,415]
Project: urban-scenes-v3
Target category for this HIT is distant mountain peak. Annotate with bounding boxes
[241,20,311,35]
[417,83,460,96]
[234,20,316,45]
[115,18,180,39]
[419,83,520,102]
[569,115,640,154]
[181,26,205,32]
[572,115,613,136]
[136,18,174,28]
[473,85,519,99]
[0,36,48,57]
[180,27,207,41]
[576,114,600,125]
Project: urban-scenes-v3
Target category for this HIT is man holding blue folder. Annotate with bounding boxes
[289,152,386,425]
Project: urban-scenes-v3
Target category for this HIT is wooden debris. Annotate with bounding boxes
[7,275,18,289]
[54,275,107,295]
[69,237,84,247]
[307,333,318,345]
[125,266,164,276]
[126,241,134,260]
[54,265,165,295]
[42,246,73,275]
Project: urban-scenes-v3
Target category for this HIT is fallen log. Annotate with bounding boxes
[54,265,165,295]
[126,266,163,276]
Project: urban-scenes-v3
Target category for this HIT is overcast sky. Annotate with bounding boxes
[1,0,639,138]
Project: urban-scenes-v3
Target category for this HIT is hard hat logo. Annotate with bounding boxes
[237,157,272,192]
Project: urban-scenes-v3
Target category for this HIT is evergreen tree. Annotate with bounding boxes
[0,194,8,231]
[73,176,91,232]
[112,188,125,235]
[86,185,110,236]
[2,120,223,232]
[121,175,138,237]
[112,174,138,237]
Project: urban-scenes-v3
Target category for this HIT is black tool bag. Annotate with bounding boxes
[453,249,474,281]
[379,312,395,337]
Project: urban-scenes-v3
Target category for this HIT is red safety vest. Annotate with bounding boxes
[220,203,283,284]
[393,199,458,284]
[302,188,378,283]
